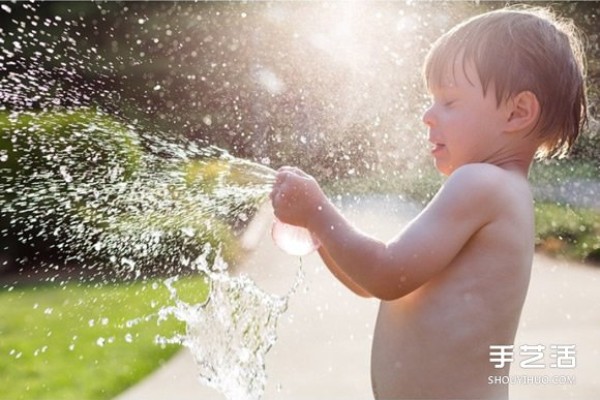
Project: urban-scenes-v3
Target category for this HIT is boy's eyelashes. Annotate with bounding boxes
[428,98,456,108]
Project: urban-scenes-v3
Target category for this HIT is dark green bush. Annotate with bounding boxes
[0,109,142,183]
[0,109,143,272]
[0,109,256,277]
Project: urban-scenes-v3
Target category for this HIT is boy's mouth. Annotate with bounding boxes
[430,143,446,154]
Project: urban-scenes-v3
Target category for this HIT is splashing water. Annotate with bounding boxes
[0,4,317,399]
[155,251,304,400]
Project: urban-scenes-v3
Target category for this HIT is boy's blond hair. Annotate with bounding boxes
[424,7,588,159]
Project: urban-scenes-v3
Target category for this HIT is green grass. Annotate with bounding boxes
[535,202,600,264]
[0,275,209,400]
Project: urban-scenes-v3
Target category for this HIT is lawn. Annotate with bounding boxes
[535,202,600,264]
[0,274,209,400]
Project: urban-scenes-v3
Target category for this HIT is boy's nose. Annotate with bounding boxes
[421,106,435,127]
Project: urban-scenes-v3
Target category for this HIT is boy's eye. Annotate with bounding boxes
[444,100,455,107]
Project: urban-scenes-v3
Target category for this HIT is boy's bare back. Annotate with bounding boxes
[371,164,534,399]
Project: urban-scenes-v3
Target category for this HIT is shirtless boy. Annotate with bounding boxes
[270,7,587,399]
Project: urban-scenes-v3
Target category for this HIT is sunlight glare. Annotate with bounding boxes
[305,2,374,71]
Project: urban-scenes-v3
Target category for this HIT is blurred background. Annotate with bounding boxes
[1,1,596,181]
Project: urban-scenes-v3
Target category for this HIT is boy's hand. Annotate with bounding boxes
[269,166,325,229]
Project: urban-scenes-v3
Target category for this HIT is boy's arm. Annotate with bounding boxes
[307,165,502,300]
[317,246,373,298]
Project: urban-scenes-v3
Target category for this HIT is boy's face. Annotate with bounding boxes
[422,60,510,176]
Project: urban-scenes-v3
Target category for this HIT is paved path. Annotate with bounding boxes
[115,196,600,400]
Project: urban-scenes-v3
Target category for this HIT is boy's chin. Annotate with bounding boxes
[433,161,453,176]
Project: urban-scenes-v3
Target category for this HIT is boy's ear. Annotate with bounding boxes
[506,91,540,133]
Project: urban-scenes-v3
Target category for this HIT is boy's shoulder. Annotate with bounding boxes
[440,163,530,214]
[447,163,525,190]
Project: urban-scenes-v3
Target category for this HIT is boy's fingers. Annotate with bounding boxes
[275,171,285,185]
[271,191,288,212]
[294,168,311,179]
[288,166,301,175]
[278,165,308,178]
[281,165,311,180]
[277,166,296,175]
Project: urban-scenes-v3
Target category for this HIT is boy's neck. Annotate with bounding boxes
[483,134,539,178]
[486,148,536,179]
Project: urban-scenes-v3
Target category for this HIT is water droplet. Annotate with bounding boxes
[238,347,251,363]
[58,165,73,182]
[181,226,195,237]
[121,257,135,270]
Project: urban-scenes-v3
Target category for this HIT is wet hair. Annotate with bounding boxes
[423,7,588,159]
